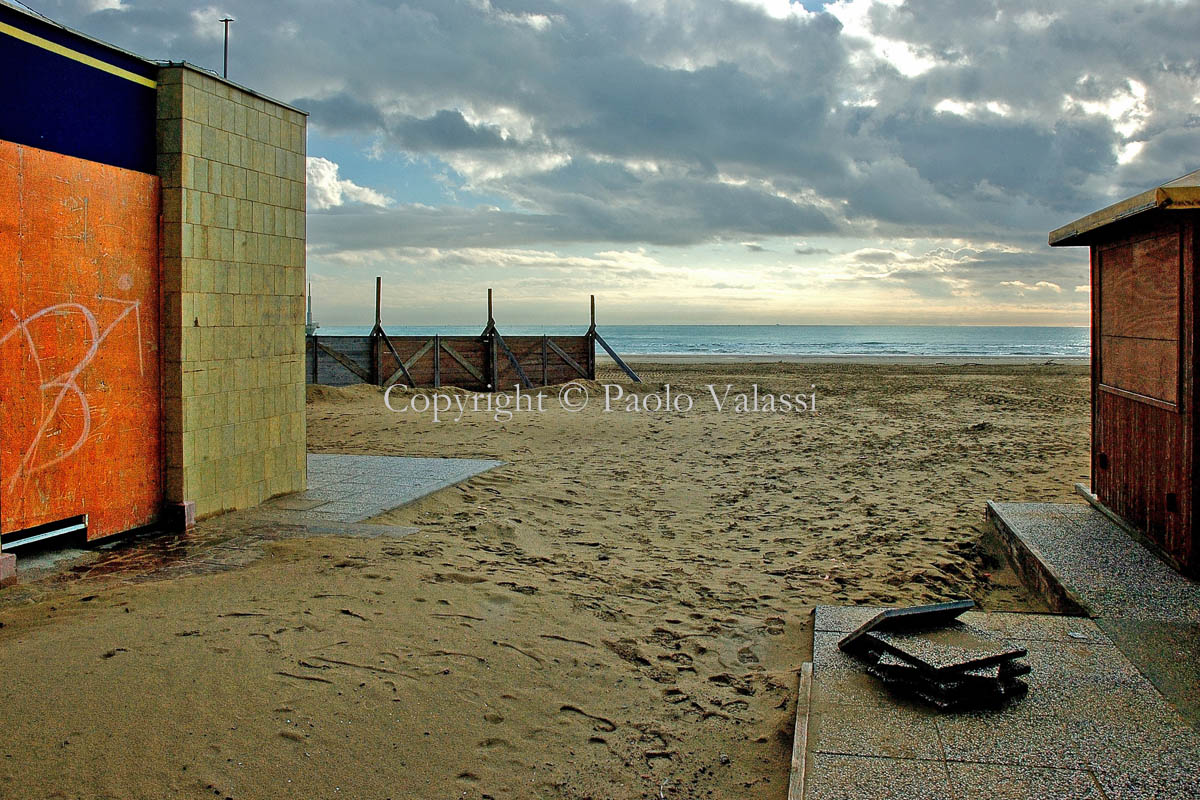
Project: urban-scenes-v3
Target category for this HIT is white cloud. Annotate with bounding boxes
[306,157,394,211]
[1063,79,1150,139]
[1001,280,1063,294]
[828,0,938,77]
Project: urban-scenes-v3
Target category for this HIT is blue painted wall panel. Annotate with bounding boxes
[0,5,157,174]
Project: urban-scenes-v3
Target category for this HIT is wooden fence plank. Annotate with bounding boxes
[406,337,436,370]
[433,334,441,388]
[441,341,485,382]
[547,338,589,378]
[308,330,607,390]
[493,330,534,389]
[380,334,415,388]
[317,340,371,382]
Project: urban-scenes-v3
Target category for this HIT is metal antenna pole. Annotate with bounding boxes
[220,17,234,78]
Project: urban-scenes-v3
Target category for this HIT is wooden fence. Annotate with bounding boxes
[306,284,639,391]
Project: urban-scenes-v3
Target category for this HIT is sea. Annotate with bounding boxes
[311,325,1090,359]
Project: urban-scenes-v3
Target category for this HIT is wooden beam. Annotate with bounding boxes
[441,340,485,383]
[404,337,436,370]
[375,276,382,326]
[541,335,548,386]
[383,337,435,387]
[316,340,372,382]
[433,334,441,388]
[546,338,589,378]
[379,331,415,388]
[787,663,813,800]
[593,331,640,382]
[493,330,534,389]
[488,329,498,390]
[587,295,596,378]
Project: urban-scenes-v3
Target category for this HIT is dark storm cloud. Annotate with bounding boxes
[309,161,835,250]
[38,0,1200,259]
[292,92,384,134]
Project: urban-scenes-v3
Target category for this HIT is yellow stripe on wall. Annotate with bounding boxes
[0,20,156,88]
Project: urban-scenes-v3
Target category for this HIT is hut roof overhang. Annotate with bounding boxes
[1049,168,1200,247]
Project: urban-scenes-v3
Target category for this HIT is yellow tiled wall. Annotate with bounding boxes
[157,65,306,518]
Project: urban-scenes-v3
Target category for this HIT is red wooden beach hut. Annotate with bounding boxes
[1050,169,1200,575]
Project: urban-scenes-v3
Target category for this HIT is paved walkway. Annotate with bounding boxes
[794,606,1200,800]
[988,501,1200,726]
[0,453,502,605]
[258,453,504,523]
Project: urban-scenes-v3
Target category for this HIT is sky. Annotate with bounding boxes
[23,0,1200,325]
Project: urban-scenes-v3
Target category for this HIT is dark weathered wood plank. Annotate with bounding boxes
[547,338,589,378]
[433,334,441,389]
[317,340,371,382]
[493,331,533,389]
[1089,212,1197,575]
[380,334,415,388]
[1100,335,1179,404]
[1099,231,1180,340]
[441,341,484,382]
[404,338,436,370]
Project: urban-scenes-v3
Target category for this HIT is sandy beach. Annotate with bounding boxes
[0,361,1090,799]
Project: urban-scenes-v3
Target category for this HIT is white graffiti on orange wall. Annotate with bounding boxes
[0,297,145,489]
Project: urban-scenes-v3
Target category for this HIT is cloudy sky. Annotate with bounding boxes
[32,0,1200,325]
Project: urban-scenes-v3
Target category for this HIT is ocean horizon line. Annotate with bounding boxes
[308,323,1090,358]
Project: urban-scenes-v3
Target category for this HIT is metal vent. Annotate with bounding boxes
[1,515,88,550]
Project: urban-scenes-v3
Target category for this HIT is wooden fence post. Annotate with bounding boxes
[541,335,548,386]
[370,276,384,384]
[433,333,441,389]
[489,333,498,390]
[588,295,597,379]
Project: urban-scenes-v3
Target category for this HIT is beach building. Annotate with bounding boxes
[0,4,307,572]
[1050,169,1200,575]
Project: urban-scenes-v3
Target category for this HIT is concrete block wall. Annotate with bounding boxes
[156,65,307,518]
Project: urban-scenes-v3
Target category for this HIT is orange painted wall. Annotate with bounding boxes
[0,139,161,540]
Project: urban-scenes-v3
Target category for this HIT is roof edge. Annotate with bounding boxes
[1050,168,1200,247]
[156,61,308,116]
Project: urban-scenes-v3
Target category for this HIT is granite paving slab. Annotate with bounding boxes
[986,500,1200,728]
[257,453,504,524]
[987,501,1200,623]
[1094,618,1200,724]
[838,600,975,651]
[803,753,955,800]
[862,623,1027,674]
[797,606,1200,799]
[946,764,1104,800]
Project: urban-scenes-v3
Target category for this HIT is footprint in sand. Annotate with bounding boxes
[736,646,759,664]
[477,737,510,750]
[429,572,487,584]
[559,705,617,732]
